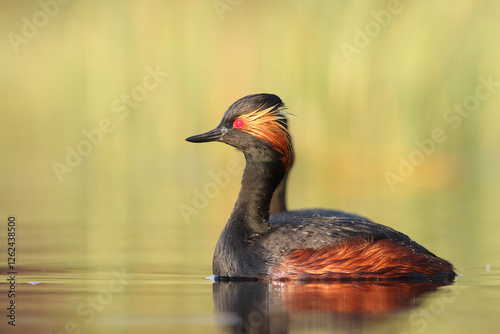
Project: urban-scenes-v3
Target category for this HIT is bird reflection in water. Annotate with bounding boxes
[213,279,451,333]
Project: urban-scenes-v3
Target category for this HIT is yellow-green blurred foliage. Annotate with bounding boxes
[1,1,499,273]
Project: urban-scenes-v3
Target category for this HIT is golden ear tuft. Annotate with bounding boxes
[238,104,294,172]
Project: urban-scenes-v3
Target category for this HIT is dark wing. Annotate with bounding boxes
[264,216,436,257]
[271,208,372,222]
[258,216,454,281]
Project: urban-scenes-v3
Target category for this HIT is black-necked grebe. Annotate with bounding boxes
[186,93,455,281]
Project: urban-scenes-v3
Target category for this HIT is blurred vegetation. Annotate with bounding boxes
[1,0,499,276]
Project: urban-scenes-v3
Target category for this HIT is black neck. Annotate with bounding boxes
[227,154,285,237]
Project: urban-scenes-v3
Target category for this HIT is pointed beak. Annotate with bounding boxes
[185,127,225,143]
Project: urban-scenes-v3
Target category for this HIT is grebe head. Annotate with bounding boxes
[186,93,294,173]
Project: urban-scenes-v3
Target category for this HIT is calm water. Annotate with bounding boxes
[2,198,500,334]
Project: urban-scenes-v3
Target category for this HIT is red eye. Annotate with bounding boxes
[233,118,245,129]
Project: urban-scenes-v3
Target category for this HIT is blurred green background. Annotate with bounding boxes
[1,0,499,298]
